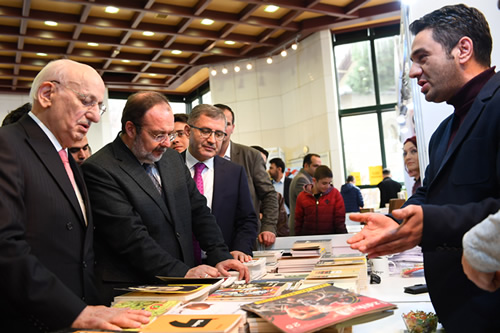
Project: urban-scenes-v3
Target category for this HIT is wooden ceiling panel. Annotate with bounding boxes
[0,0,400,95]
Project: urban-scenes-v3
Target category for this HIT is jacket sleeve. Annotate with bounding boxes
[294,193,305,235]
[333,189,347,234]
[463,209,500,272]
[356,187,364,208]
[251,152,279,234]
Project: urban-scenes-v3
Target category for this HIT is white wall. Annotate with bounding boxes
[210,30,344,187]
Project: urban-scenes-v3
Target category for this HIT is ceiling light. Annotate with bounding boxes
[291,42,298,51]
[37,53,48,57]
[281,49,287,57]
[264,5,280,13]
[44,21,58,26]
[88,42,99,47]
[149,73,157,77]
[266,57,273,64]
[210,68,217,76]
[105,6,119,14]
[246,63,253,70]
[234,65,240,72]
[225,41,235,45]
[171,50,182,55]
[112,48,120,56]
[143,31,155,36]
[201,18,214,25]
[221,67,228,74]
[122,60,131,63]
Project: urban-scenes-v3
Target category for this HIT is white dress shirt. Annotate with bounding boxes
[186,150,215,209]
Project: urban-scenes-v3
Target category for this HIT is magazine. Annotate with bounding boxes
[242,283,396,333]
[207,281,290,302]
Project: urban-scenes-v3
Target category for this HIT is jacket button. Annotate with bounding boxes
[82,261,87,268]
[66,222,73,230]
[176,232,181,238]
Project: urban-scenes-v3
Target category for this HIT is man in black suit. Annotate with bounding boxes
[82,91,248,305]
[377,168,402,208]
[0,59,150,332]
[348,5,500,331]
[268,157,292,214]
[185,104,258,261]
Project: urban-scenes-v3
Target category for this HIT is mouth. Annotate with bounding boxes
[418,80,429,94]
[77,122,90,133]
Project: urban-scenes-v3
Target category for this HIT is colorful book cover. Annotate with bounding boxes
[207,282,288,301]
[128,284,209,293]
[112,299,181,317]
[141,314,243,333]
[242,283,396,333]
[307,269,360,279]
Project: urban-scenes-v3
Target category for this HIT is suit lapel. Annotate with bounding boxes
[113,138,173,225]
[21,117,86,226]
[211,157,224,213]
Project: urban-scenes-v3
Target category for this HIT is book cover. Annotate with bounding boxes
[128,284,209,294]
[242,283,396,333]
[111,300,181,331]
[207,282,288,301]
[307,269,360,279]
[141,314,243,333]
[168,301,247,316]
[114,284,212,303]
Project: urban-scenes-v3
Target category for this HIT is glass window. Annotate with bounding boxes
[382,110,404,182]
[170,102,186,114]
[335,41,375,109]
[341,113,381,185]
[375,36,398,105]
[202,90,212,104]
[191,98,199,108]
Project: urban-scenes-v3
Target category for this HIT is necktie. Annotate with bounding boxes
[192,162,206,265]
[143,163,163,195]
[59,149,87,225]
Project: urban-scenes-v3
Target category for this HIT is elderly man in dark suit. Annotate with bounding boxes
[82,92,248,305]
[0,59,150,332]
[348,5,500,331]
[185,104,258,262]
[215,104,278,247]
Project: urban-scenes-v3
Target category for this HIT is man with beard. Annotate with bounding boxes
[82,91,248,305]
[348,4,500,331]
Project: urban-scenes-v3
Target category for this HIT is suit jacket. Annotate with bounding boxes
[230,142,278,234]
[283,176,292,209]
[404,71,500,331]
[211,156,258,254]
[82,135,232,305]
[377,177,401,208]
[288,168,312,236]
[0,115,98,332]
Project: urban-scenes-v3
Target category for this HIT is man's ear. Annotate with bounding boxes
[124,121,137,137]
[455,36,474,65]
[37,81,55,108]
[184,123,190,137]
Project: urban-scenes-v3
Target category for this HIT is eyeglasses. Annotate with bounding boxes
[136,124,177,143]
[51,80,107,116]
[189,124,227,142]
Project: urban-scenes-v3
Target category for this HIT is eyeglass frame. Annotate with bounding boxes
[134,124,178,143]
[188,124,227,142]
[50,80,107,116]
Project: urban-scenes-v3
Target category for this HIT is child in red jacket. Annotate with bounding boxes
[295,165,347,235]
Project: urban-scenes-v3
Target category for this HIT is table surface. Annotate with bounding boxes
[352,275,444,332]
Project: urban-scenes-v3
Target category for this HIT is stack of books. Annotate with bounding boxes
[253,250,284,273]
[277,255,322,273]
[292,239,333,255]
[244,257,267,280]
[303,254,369,292]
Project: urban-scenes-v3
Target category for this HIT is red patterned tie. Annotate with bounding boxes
[192,162,206,265]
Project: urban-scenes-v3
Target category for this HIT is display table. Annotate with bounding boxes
[352,275,444,332]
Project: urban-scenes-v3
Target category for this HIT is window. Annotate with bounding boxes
[334,25,402,190]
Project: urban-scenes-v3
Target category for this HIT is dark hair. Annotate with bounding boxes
[270,157,286,172]
[188,104,225,126]
[346,175,355,183]
[174,113,188,123]
[121,91,170,132]
[2,102,31,126]
[251,146,269,159]
[214,103,234,124]
[409,4,492,67]
[404,136,417,148]
[313,165,332,180]
[382,168,391,176]
[303,153,320,167]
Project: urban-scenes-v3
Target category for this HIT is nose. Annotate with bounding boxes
[409,62,421,79]
[206,132,217,144]
[85,108,100,123]
[160,138,171,148]
[77,150,85,159]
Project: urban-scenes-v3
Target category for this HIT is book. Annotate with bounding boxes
[114,284,213,303]
[207,281,289,302]
[253,250,284,264]
[168,301,248,316]
[242,283,396,333]
[141,314,244,333]
[111,300,181,331]
[156,276,226,293]
[292,239,333,255]
[306,268,360,280]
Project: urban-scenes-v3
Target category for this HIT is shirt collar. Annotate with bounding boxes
[28,111,63,153]
[186,149,214,170]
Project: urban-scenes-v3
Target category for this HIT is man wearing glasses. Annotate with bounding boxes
[69,135,92,166]
[0,59,150,332]
[82,91,249,305]
[185,104,258,263]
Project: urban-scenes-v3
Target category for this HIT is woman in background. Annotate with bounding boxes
[403,136,421,195]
